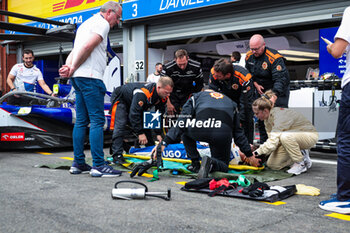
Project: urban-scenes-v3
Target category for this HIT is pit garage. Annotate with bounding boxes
[121,0,349,149]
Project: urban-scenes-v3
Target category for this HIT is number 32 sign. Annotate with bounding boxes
[135,60,144,71]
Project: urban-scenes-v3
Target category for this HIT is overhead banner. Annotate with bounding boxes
[319,27,346,78]
[122,0,239,21]
[6,0,124,33]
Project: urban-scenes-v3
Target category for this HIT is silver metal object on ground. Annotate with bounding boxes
[111,180,171,200]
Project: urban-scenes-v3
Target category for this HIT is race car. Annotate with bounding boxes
[0,85,113,150]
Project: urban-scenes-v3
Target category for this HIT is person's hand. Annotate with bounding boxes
[59,65,71,78]
[11,88,20,98]
[167,102,176,116]
[239,150,246,161]
[241,153,261,167]
[326,43,333,54]
[138,134,148,145]
[267,94,278,106]
[150,145,157,160]
[250,144,258,151]
[130,159,156,177]
[151,144,165,160]
[67,65,76,78]
[246,155,262,167]
[253,82,264,95]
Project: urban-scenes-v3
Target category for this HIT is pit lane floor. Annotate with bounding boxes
[0,149,349,233]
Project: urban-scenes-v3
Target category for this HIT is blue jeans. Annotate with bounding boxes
[337,82,350,200]
[71,77,106,167]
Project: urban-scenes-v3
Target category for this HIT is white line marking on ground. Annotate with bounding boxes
[311,159,337,165]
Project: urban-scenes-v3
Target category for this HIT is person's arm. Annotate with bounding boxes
[327,39,348,59]
[232,107,252,157]
[129,92,149,144]
[245,55,264,95]
[60,33,102,78]
[271,57,289,97]
[154,98,167,138]
[163,96,195,144]
[161,67,176,115]
[65,50,74,66]
[193,68,204,92]
[38,80,54,95]
[7,74,16,90]
[327,7,350,59]
[256,109,294,155]
[234,65,254,112]
[166,97,176,115]
[36,69,54,95]
[69,33,102,77]
[59,52,72,78]
[239,80,255,110]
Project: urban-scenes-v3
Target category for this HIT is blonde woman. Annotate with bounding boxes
[252,90,318,175]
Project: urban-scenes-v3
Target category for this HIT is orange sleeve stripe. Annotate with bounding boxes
[265,49,283,62]
[210,67,217,80]
[140,87,151,99]
[245,51,253,60]
[234,71,252,85]
[109,101,120,130]
[140,87,155,101]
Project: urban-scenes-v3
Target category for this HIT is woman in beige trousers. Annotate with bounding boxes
[252,90,319,175]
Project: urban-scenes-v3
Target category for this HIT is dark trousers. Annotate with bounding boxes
[181,128,232,173]
[111,101,154,156]
[337,83,350,200]
[240,111,254,144]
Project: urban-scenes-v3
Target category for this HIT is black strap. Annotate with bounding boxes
[114,180,148,192]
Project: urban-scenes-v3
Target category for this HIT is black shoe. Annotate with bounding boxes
[113,155,126,164]
[198,156,212,179]
[187,160,200,173]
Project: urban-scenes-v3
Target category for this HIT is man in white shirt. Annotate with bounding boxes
[7,49,54,96]
[319,6,350,214]
[147,62,163,83]
[59,1,122,177]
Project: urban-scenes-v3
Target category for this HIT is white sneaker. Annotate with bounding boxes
[301,149,312,169]
[287,161,307,175]
[319,198,350,214]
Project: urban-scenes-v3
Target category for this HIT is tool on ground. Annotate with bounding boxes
[111,180,171,200]
[130,159,156,177]
[156,144,164,171]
